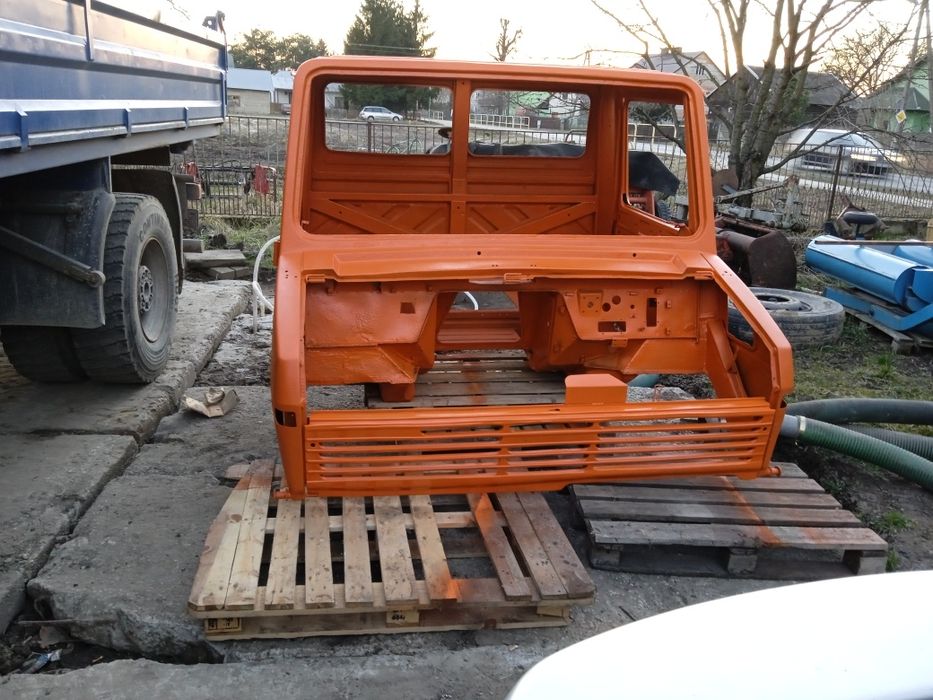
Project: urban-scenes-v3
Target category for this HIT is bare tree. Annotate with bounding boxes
[823,23,911,96]
[491,18,522,62]
[592,0,910,193]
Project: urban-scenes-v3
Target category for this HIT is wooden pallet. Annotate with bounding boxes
[366,351,565,408]
[846,308,933,354]
[836,288,933,354]
[573,462,888,579]
[189,460,595,640]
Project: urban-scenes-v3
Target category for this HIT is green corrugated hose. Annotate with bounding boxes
[784,415,933,491]
[845,425,933,461]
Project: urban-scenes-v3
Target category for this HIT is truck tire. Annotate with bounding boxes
[1,326,86,382]
[72,194,177,383]
[728,287,844,348]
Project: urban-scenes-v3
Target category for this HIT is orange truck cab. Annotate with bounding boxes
[272,57,793,498]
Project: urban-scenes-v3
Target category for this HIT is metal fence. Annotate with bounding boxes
[185,115,933,225]
[186,115,289,219]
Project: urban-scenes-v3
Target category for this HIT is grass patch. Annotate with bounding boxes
[789,317,931,404]
[869,510,913,537]
[200,216,280,268]
[886,549,900,571]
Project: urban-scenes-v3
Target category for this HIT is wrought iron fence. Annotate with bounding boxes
[186,115,288,219]
[185,115,933,226]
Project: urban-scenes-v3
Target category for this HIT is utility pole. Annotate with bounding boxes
[926,0,933,132]
[900,2,925,132]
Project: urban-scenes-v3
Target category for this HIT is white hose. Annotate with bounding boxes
[251,240,476,331]
[252,235,278,332]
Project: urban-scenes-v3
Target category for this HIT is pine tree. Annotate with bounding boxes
[342,0,437,114]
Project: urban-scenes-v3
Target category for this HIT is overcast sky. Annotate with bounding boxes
[180,0,917,71]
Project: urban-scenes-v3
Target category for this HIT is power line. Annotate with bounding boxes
[344,42,422,53]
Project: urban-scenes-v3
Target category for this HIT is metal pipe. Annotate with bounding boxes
[825,145,844,221]
[811,240,932,246]
[0,223,105,288]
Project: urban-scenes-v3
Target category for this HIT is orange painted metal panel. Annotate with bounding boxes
[272,57,793,498]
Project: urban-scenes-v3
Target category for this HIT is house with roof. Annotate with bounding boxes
[631,48,725,95]
[226,67,274,114]
[859,54,931,133]
[706,66,853,140]
[225,67,296,115]
[271,71,294,114]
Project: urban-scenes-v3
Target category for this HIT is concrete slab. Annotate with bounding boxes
[0,282,249,634]
[27,474,229,661]
[0,435,138,632]
[126,386,277,478]
[1,650,531,700]
[0,282,250,441]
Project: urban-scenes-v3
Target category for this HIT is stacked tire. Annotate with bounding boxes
[728,287,845,348]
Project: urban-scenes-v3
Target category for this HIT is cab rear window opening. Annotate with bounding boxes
[322,82,591,158]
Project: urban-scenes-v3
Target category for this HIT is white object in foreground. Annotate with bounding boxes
[508,571,933,700]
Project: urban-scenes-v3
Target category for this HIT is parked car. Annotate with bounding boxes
[358,105,403,122]
[784,127,902,176]
[507,571,933,700]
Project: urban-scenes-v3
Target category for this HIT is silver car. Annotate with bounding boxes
[358,105,403,122]
[784,128,902,176]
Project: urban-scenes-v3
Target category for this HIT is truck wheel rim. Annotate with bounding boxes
[138,238,170,343]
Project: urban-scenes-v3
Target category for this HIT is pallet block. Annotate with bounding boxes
[573,462,888,579]
[189,460,595,640]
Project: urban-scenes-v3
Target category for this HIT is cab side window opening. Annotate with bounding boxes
[624,99,690,233]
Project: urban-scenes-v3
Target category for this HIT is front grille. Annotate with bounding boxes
[303,399,776,495]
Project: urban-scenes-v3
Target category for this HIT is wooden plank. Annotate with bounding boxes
[497,493,567,599]
[264,510,478,536]
[188,479,250,610]
[195,577,545,621]
[579,499,861,527]
[467,494,531,600]
[203,603,571,640]
[264,499,301,609]
[222,462,251,482]
[431,357,530,372]
[223,464,274,610]
[614,475,825,492]
[409,495,457,601]
[573,485,840,509]
[372,496,418,606]
[372,393,563,409]
[434,351,525,360]
[342,497,374,606]
[517,493,595,598]
[589,520,887,550]
[305,497,335,608]
[413,381,566,397]
[184,250,247,269]
[417,369,561,385]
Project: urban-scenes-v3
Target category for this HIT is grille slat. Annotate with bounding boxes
[304,399,777,491]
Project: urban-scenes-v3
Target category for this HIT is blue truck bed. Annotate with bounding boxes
[0,0,226,178]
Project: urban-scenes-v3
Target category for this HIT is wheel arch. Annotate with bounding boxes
[110,169,184,292]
